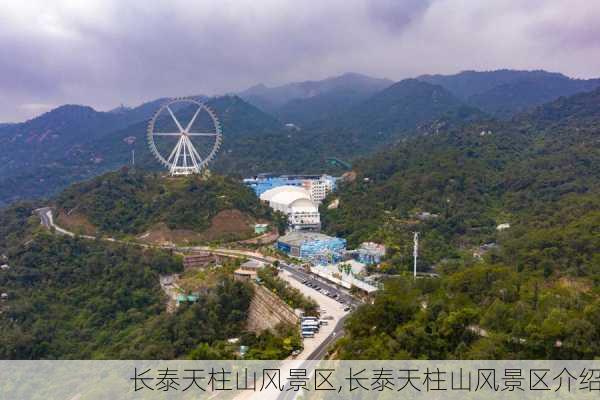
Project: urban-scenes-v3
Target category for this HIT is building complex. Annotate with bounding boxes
[260,186,321,231]
[245,174,336,203]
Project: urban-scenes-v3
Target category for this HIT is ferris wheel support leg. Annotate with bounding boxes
[166,136,182,166]
[170,137,184,175]
[187,137,204,173]
[185,137,200,172]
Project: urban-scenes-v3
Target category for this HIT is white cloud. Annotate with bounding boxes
[0,0,598,121]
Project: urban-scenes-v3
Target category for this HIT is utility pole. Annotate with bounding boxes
[413,232,419,280]
[131,149,135,166]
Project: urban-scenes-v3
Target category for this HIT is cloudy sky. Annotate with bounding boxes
[1,0,599,121]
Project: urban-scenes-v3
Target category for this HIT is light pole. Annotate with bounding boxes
[413,232,419,280]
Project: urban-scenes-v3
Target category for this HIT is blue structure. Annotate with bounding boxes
[352,242,386,265]
[356,251,382,265]
[244,174,337,197]
[277,231,346,264]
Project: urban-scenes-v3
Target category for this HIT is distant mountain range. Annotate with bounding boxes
[1,69,600,206]
[239,72,393,126]
[418,69,600,118]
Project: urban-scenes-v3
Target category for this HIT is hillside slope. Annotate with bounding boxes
[54,169,280,242]
[323,87,600,263]
[328,88,600,360]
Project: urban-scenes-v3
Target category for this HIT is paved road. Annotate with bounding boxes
[35,207,53,229]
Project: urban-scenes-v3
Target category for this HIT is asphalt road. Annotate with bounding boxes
[34,207,53,228]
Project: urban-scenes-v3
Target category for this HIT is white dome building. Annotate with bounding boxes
[260,186,320,230]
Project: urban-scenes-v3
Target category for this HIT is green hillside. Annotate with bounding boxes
[325,88,600,359]
[0,203,300,359]
[54,168,280,241]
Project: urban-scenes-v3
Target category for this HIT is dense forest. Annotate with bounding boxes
[322,88,600,269]
[326,88,600,358]
[0,204,298,359]
[55,168,277,238]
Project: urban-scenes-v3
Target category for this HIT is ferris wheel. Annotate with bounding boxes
[147,98,222,175]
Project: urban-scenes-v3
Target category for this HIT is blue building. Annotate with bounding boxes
[244,174,337,202]
[277,231,346,264]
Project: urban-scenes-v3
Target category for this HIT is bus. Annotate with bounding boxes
[301,330,315,338]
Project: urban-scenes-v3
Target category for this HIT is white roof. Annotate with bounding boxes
[260,186,309,203]
[261,186,318,209]
[288,198,318,213]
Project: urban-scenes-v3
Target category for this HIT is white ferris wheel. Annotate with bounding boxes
[147,98,222,175]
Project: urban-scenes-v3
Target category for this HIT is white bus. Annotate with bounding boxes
[301,320,320,328]
[301,330,315,338]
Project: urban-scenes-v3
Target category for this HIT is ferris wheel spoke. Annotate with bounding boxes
[166,137,183,164]
[187,132,218,136]
[184,106,203,132]
[187,137,204,165]
[186,138,200,170]
[166,106,185,133]
[171,139,184,173]
[153,132,182,136]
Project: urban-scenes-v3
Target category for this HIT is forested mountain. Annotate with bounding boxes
[239,72,393,125]
[324,87,600,359]
[0,95,285,206]
[419,70,600,118]
[0,85,479,205]
[323,86,600,266]
[0,201,296,359]
[210,79,487,176]
[54,169,281,241]
[3,69,599,210]
[321,79,484,136]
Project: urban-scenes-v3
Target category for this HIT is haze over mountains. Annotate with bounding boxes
[419,70,600,118]
[1,69,600,206]
[238,72,393,125]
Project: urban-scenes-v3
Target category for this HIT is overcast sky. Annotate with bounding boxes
[1,0,599,122]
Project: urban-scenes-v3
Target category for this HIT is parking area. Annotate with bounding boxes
[279,269,348,359]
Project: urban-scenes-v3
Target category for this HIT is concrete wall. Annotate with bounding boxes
[246,283,299,333]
